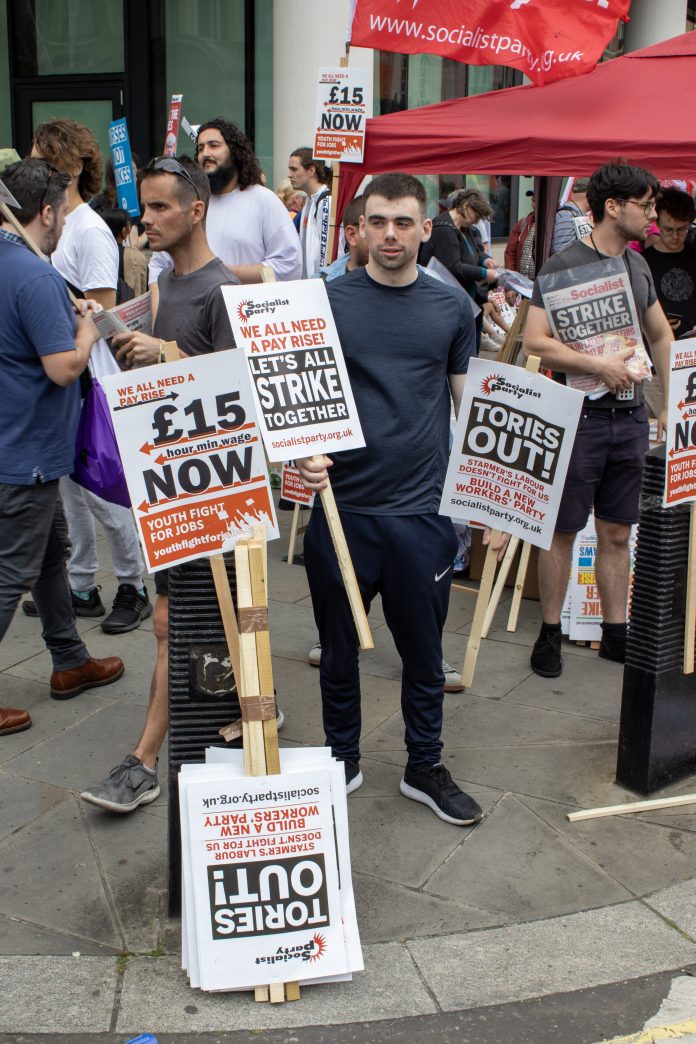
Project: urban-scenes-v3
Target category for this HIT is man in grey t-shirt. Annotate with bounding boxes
[523,161,672,678]
[81,157,247,814]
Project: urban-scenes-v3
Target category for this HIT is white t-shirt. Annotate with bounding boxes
[148,183,302,285]
[52,203,120,378]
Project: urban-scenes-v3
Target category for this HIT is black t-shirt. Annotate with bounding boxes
[325,268,475,514]
[643,243,696,338]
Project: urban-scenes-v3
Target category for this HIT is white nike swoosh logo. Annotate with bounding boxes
[434,566,452,582]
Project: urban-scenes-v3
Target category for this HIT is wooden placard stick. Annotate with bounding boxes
[567,792,696,822]
[248,538,281,775]
[481,535,520,638]
[495,299,529,366]
[287,503,302,565]
[507,540,531,632]
[461,531,500,687]
[684,502,696,674]
[460,355,541,686]
[234,539,268,777]
[315,467,373,650]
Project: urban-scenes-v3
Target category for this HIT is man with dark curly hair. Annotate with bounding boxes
[148,117,301,296]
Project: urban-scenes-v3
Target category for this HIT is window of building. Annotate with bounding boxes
[11,0,124,77]
[375,52,518,236]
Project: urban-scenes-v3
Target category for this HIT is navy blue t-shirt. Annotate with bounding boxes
[325,268,475,513]
[0,233,81,484]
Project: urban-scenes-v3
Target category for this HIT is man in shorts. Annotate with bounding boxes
[524,161,672,677]
[80,156,243,812]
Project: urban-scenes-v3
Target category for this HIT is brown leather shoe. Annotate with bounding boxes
[0,707,32,735]
[50,657,125,700]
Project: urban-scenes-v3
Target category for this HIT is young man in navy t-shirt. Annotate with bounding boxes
[298,173,482,826]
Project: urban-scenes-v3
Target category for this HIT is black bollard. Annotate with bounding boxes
[167,555,240,914]
[616,444,696,794]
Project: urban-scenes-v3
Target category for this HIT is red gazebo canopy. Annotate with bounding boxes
[338,31,696,217]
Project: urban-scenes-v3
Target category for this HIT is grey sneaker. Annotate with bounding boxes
[307,641,322,667]
[442,659,464,693]
[81,755,160,813]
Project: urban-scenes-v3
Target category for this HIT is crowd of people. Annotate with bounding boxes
[0,113,685,826]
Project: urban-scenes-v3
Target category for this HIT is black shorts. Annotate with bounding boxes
[555,404,650,533]
[154,569,169,597]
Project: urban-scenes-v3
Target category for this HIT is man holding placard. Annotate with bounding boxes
[297,173,481,826]
[81,156,251,812]
[524,161,672,678]
[0,159,125,734]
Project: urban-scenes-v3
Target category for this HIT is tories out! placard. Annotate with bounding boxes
[180,764,358,991]
[102,352,278,571]
[221,280,365,461]
[664,338,696,508]
[440,359,583,550]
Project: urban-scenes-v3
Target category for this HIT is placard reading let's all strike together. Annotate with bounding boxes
[222,281,365,461]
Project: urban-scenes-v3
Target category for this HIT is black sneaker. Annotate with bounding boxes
[530,626,563,677]
[72,586,105,618]
[344,759,363,795]
[21,599,39,617]
[400,763,482,826]
[101,584,153,634]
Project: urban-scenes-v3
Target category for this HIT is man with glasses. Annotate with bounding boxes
[0,158,125,735]
[643,188,696,339]
[523,161,672,677]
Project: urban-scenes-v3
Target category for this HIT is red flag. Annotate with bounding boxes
[349,0,631,87]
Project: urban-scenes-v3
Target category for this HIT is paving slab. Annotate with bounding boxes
[270,655,399,748]
[352,872,499,943]
[449,637,535,700]
[424,792,632,921]
[0,798,122,950]
[83,807,168,953]
[116,944,437,1033]
[504,649,623,722]
[363,689,615,759]
[524,794,696,898]
[407,903,696,1012]
[0,955,116,1033]
[6,700,159,792]
[0,913,118,957]
[0,770,66,842]
[346,789,492,889]
[645,880,696,941]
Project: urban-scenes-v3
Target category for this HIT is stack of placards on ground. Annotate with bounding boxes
[561,514,638,641]
[179,747,363,992]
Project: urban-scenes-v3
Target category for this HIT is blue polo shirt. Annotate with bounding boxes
[0,232,81,484]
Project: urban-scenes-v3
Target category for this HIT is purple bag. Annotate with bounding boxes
[71,374,131,508]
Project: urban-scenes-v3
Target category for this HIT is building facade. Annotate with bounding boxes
[0,0,693,239]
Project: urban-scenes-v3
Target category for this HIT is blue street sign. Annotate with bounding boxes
[108,118,140,219]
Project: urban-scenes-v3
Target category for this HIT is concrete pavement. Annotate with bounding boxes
[1,500,695,1039]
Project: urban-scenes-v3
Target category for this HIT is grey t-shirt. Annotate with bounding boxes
[532,239,657,408]
[154,257,239,354]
